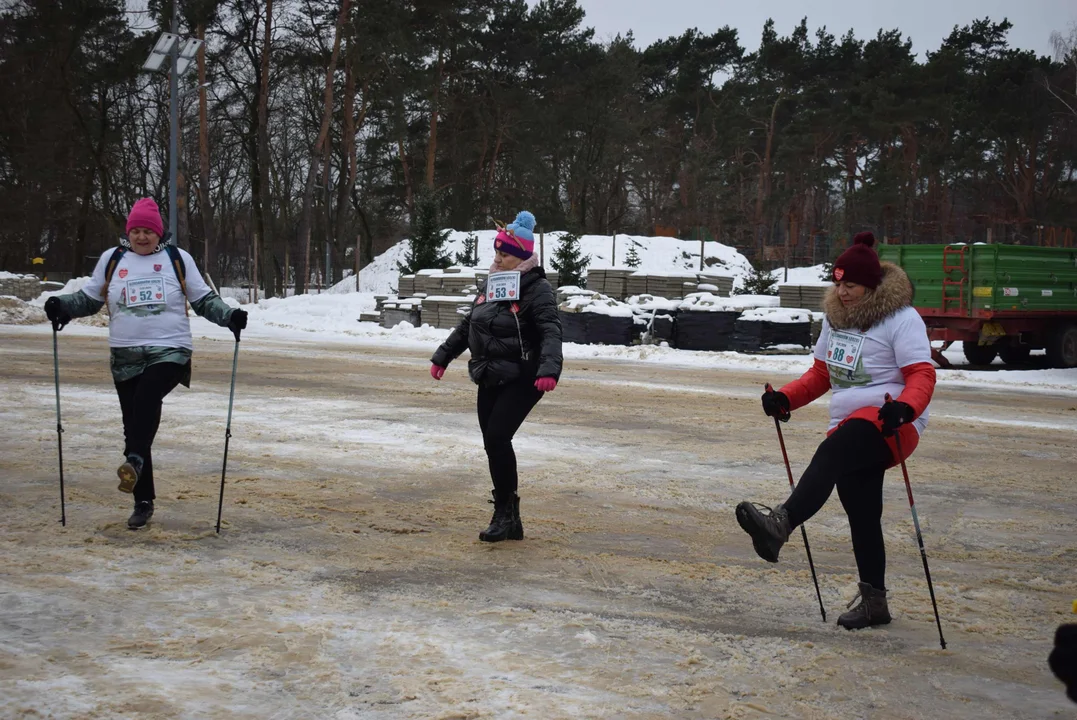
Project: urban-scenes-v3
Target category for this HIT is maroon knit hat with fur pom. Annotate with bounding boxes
[833,232,883,289]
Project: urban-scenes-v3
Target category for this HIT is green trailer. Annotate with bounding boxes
[877,244,1077,368]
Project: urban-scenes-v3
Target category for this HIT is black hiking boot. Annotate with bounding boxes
[127,500,154,529]
[117,454,144,494]
[509,494,524,541]
[479,491,516,543]
[735,501,791,563]
[837,582,892,630]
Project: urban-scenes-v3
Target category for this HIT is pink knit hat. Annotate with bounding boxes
[125,198,164,237]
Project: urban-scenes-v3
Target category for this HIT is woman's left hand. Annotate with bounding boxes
[535,377,557,392]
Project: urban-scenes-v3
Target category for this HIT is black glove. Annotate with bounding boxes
[1050,624,1077,704]
[878,400,914,436]
[227,309,248,342]
[761,388,791,422]
[44,297,71,332]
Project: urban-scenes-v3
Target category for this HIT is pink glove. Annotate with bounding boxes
[430,364,446,380]
[534,377,557,392]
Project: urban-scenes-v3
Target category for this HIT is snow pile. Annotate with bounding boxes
[558,291,635,318]
[773,264,830,286]
[33,276,91,305]
[678,292,780,312]
[0,296,47,325]
[738,307,813,323]
[0,271,37,280]
[244,292,379,335]
[624,294,682,312]
[355,230,755,295]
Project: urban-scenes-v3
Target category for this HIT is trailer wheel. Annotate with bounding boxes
[998,345,1032,366]
[1046,324,1077,369]
[962,340,997,366]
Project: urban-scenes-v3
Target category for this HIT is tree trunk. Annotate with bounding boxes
[197,22,217,279]
[425,46,444,189]
[340,46,358,285]
[298,0,352,295]
[753,93,782,258]
[255,0,275,298]
[73,166,96,276]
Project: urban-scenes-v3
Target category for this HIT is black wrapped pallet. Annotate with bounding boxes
[584,313,635,346]
[559,311,589,344]
[733,319,812,351]
[652,314,675,341]
[672,310,739,351]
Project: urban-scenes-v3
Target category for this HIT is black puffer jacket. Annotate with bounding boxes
[431,267,563,387]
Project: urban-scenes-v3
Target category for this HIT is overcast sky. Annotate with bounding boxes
[532,0,1075,58]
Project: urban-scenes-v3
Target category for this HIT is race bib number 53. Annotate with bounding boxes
[826,330,865,369]
[126,277,166,307]
[486,271,521,303]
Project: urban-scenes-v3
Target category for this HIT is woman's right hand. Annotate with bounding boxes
[44,297,71,331]
[430,364,446,380]
[761,386,791,422]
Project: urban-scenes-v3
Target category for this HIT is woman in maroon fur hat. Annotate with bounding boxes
[735,231,937,631]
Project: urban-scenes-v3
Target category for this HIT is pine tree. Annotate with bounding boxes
[625,243,641,268]
[399,189,451,274]
[551,232,591,288]
[454,232,478,266]
[738,258,778,295]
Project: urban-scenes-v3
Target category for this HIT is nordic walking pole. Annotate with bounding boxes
[215,338,240,534]
[766,383,825,622]
[52,327,66,527]
[885,394,946,649]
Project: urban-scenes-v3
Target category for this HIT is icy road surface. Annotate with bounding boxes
[1,328,1075,718]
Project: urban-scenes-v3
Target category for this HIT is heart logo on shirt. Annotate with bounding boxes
[833,268,844,281]
[827,350,832,358]
[130,295,137,302]
[508,290,516,297]
[155,293,162,299]
[154,264,162,272]
[118,269,128,279]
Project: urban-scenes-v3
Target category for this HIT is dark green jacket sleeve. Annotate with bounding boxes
[190,292,235,327]
[431,303,473,367]
[528,279,563,380]
[54,290,104,318]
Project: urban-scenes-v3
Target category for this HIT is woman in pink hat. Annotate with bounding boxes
[735,231,937,630]
[44,198,247,529]
[430,211,563,542]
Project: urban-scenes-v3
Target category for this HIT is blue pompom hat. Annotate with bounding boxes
[494,210,537,259]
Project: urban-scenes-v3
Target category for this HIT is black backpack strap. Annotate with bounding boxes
[164,244,189,315]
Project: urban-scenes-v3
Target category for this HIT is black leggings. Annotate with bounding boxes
[476,379,544,496]
[782,419,894,590]
[115,362,185,502]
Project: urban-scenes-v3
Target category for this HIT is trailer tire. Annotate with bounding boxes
[1046,324,1077,369]
[998,345,1032,366]
[962,340,997,366]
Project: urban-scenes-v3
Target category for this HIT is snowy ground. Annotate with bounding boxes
[1,324,1075,719]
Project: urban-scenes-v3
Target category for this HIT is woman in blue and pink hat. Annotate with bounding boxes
[430,211,563,542]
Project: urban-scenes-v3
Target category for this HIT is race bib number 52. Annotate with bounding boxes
[486,271,521,303]
[126,277,166,307]
[826,330,865,369]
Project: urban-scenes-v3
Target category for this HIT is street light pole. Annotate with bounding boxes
[169,0,179,243]
[143,7,201,248]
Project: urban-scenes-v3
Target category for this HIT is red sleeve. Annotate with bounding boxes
[897,361,936,418]
[780,359,831,411]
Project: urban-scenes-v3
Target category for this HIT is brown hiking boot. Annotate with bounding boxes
[116,454,143,494]
[735,502,791,563]
[837,582,892,630]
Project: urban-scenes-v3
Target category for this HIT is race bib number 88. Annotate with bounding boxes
[826,330,865,369]
[486,271,521,303]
